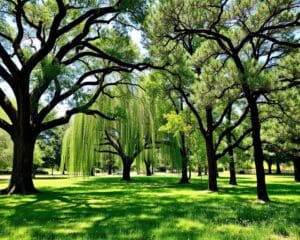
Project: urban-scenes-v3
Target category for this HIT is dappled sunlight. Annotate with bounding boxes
[0,175,299,239]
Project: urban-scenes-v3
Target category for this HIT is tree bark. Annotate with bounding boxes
[294,157,300,182]
[1,127,38,195]
[205,107,218,191]
[276,162,281,174]
[246,93,270,201]
[188,165,192,180]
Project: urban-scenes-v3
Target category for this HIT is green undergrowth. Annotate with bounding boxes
[0,174,299,240]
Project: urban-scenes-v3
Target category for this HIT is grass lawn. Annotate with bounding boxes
[0,174,299,240]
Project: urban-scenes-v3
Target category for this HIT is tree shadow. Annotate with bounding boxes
[0,176,299,240]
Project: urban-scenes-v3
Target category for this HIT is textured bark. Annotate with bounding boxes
[1,125,38,195]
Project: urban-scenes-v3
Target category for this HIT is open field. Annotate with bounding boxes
[0,174,299,240]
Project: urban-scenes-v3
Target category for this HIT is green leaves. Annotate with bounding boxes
[159,111,192,135]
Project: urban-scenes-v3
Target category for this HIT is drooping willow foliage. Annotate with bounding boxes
[61,86,182,175]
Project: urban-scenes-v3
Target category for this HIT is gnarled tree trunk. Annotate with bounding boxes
[1,126,38,195]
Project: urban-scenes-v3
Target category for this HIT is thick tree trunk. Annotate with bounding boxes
[276,162,281,174]
[205,107,217,191]
[247,93,270,201]
[122,159,131,181]
[294,157,300,182]
[1,130,38,195]
[188,166,192,180]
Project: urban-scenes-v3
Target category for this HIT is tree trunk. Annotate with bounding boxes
[294,157,300,182]
[198,164,202,176]
[179,133,189,184]
[276,162,281,174]
[226,106,237,185]
[267,161,272,174]
[1,129,38,195]
[204,167,208,175]
[228,149,237,185]
[122,159,131,181]
[205,107,218,191]
[179,156,189,184]
[108,164,112,175]
[188,165,192,179]
[246,92,269,201]
[145,161,152,176]
[206,140,217,191]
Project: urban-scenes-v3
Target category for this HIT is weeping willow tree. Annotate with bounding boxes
[61,85,177,180]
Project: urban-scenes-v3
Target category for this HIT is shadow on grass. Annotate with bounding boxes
[0,176,299,240]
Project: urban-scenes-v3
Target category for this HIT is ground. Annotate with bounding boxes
[0,174,299,240]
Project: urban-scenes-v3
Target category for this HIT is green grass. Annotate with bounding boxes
[0,174,299,240]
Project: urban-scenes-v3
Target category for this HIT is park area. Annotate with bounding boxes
[0,0,300,239]
[0,174,299,240]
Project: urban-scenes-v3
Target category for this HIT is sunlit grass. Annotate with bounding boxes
[0,174,299,240]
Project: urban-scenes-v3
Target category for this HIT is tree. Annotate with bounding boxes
[61,86,161,180]
[0,0,156,194]
[149,0,299,201]
[37,126,64,175]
